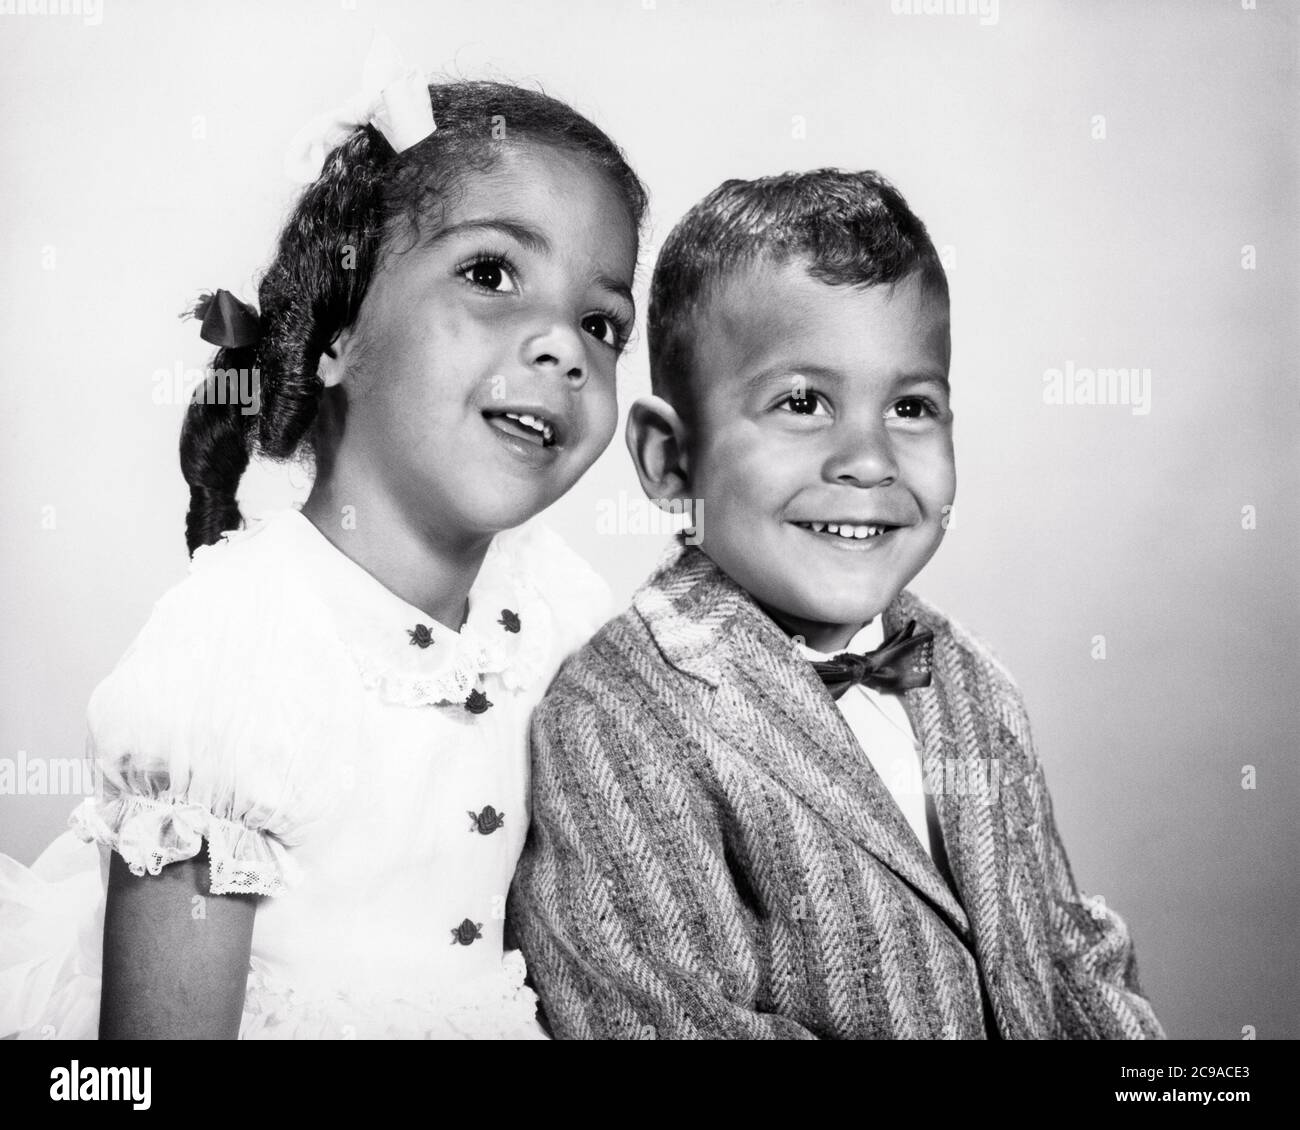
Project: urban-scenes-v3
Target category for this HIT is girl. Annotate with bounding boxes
[0,76,645,1039]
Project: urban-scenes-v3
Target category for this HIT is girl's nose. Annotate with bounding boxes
[822,419,899,488]
[523,324,587,390]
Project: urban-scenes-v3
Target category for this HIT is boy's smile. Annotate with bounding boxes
[682,261,954,651]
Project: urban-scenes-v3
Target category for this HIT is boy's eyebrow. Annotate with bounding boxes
[744,363,846,391]
[743,364,950,394]
[893,371,951,390]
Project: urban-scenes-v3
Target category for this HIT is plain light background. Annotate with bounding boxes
[1,0,1296,1040]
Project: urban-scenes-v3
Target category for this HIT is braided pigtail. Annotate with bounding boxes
[178,129,391,555]
[179,340,257,555]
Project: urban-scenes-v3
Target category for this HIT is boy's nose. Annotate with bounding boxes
[822,421,899,487]
[522,323,587,389]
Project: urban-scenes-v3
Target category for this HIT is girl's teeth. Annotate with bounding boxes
[502,411,554,443]
[826,523,839,534]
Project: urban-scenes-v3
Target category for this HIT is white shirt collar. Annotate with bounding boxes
[794,617,886,663]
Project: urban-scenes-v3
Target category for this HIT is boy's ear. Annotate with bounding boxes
[626,395,691,504]
[315,326,355,389]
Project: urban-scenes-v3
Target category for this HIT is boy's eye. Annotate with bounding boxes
[580,312,623,350]
[776,391,830,416]
[462,258,518,293]
[891,397,939,420]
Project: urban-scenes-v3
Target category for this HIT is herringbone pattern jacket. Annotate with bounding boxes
[510,543,1164,1039]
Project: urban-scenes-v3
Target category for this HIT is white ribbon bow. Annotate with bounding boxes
[283,32,436,184]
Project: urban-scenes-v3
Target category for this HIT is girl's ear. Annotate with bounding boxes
[316,326,355,389]
[626,395,691,503]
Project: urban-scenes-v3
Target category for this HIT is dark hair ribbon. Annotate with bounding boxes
[186,289,262,349]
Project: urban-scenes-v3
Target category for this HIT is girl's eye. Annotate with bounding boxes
[891,397,939,420]
[776,391,830,416]
[580,312,627,351]
[461,257,518,293]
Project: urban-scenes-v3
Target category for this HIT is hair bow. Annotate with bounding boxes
[283,32,436,184]
[185,289,261,348]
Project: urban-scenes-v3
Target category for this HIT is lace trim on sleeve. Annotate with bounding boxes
[68,793,298,897]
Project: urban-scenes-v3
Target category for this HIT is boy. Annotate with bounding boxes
[509,170,1164,1039]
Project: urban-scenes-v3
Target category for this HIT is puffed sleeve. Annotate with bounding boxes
[69,539,347,897]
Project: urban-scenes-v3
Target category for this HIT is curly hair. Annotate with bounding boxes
[180,81,647,555]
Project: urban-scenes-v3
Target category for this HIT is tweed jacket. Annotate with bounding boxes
[509,542,1164,1040]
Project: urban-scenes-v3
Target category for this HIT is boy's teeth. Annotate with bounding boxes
[801,521,886,539]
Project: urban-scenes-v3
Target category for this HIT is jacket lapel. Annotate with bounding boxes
[887,591,1054,1038]
[634,543,972,941]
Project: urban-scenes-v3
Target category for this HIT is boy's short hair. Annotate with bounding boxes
[647,169,948,422]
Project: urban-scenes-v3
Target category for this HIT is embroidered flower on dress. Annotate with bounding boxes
[406,624,435,649]
[451,918,483,946]
[464,688,493,714]
[285,512,587,707]
[468,806,505,834]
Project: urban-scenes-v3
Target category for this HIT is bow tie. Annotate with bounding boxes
[809,619,934,700]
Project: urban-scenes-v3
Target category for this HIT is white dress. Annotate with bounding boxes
[0,507,610,1039]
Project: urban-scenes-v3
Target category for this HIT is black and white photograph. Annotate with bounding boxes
[0,0,1295,1103]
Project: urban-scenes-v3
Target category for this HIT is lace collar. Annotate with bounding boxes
[195,508,554,709]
